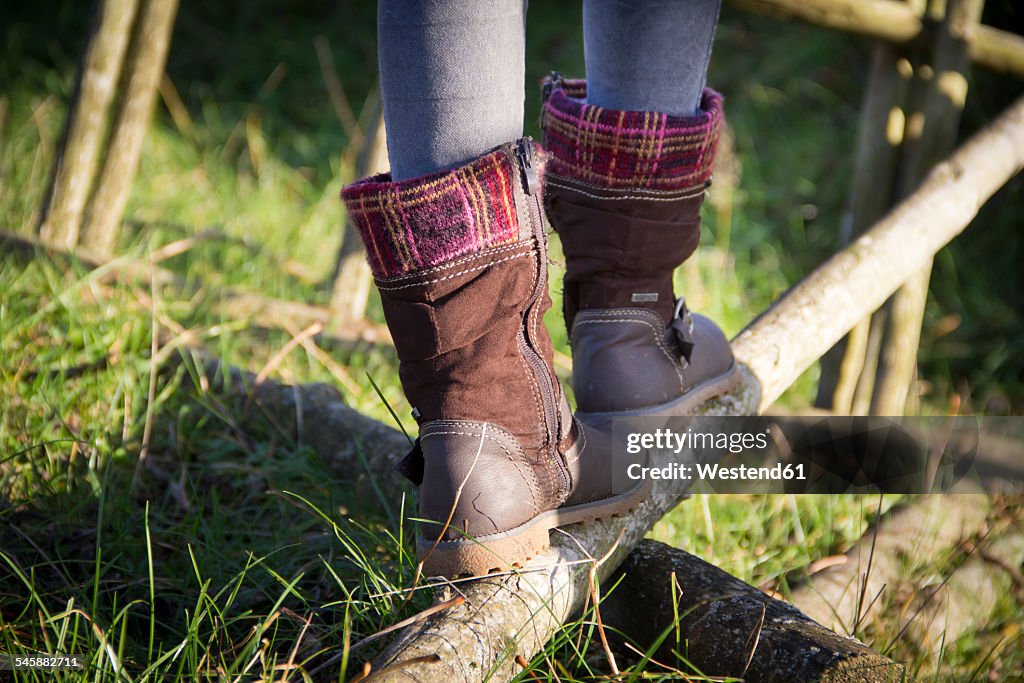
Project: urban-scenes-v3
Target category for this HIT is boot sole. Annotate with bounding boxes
[575,361,742,423]
[416,477,652,579]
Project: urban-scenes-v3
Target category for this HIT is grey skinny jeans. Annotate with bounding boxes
[378,0,722,181]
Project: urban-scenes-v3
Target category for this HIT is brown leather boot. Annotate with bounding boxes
[342,139,647,578]
[541,75,739,419]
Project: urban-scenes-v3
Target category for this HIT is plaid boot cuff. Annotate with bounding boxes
[541,77,723,191]
[341,147,531,278]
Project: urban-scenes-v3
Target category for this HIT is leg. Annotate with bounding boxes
[584,0,722,116]
[377,0,525,181]
[342,1,644,578]
[542,0,737,417]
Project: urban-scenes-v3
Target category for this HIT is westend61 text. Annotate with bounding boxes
[627,462,807,481]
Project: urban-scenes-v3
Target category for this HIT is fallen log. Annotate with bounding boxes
[907,517,1024,650]
[786,495,991,635]
[601,539,903,682]
[361,95,1024,683]
[194,361,1019,681]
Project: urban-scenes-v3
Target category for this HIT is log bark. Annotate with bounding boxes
[38,0,139,249]
[362,97,1024,682]
[726,0,1024,79]
[82,0,181,256]
[601,540,904,682]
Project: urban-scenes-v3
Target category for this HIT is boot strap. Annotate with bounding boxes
[670,298,696,364]
[394,438,425,486]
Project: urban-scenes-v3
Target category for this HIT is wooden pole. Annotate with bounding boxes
[82,0,181,256]
[359,98,1024,681]
[870,0,984,415]
[728,0,921,42]
[327,102,387,331]
[38,0,139,249]
[971,23,1024,78]
[817,44,913,413]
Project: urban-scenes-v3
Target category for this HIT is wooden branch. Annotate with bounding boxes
[787,495,991,634]
[600,540,903,681]
[728,0,922,43]
[733,93,1024,413]
[970,23,1024,78]
[726,0,1024,79]
[82,0,181,256]
[38,0,139,248]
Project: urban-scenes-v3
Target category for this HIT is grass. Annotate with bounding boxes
[2,1,1023,680]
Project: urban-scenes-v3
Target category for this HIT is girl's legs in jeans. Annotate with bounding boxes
[584,0,722,116]
[377,0,526,181]
[351,0,728,578]
[377,0,722,180]
[541,0,735,417]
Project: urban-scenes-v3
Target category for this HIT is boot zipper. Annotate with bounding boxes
[510,139,568,494]
[515,138,538,195]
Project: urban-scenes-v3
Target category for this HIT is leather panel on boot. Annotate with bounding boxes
[377,241,547,455]
[570,308,684,414]
[417,421,540,542]
[570,308,735,414]
[545,174,704,327]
